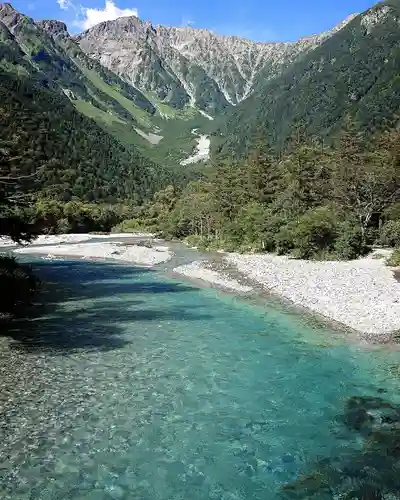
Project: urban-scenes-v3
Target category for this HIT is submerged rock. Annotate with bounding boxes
[344,396,400,432]
[281,396,400,499]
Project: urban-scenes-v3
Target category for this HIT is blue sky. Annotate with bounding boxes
[15,0,377,41]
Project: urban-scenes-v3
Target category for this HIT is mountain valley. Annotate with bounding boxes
[0,0,400,210]
[3,1,396,172]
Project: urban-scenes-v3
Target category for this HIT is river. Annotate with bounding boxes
[1,257,400,499]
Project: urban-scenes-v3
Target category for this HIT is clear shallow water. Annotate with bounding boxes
[1,260,400,500]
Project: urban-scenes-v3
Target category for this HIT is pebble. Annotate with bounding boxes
[225,252,400,338]
[174,261,253,293]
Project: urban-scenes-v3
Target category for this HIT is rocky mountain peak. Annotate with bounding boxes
[77,14,151,41]
[37,19,69,40]
[77,11,359,111]
[0,2,33,30]
[0,2,17,14]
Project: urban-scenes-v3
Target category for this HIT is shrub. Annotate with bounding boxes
[275,225,295,255]
[334,220,366,260]
[380,220,400,247]
[387,249,400,267]
[278,207,337,259]
[184,234,205,248]
[384,202,400,221]
[112,219,143,233]
[56,218,71,234]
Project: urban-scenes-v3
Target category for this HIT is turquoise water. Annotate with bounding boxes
[1,260,400,499]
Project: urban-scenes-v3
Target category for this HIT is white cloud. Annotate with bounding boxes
[79,1,138,30]
[57,0,69,9]
[56,0,138,31]
[57,0,81,18]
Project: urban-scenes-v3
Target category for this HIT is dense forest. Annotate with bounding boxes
[0,72,172,203]
[123,123,400,263]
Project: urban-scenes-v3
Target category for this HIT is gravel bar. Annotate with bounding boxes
[225,252,400,340]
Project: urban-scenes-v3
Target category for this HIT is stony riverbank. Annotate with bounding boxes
[13,241,171,266]
[224,251,400,342]
[0,233,155,247]
[173,260,253,293]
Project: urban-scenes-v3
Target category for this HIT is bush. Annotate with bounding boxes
[112,218,141,233]
[184,235,205,248]
[387,249,400,267]
[0,256,40,317]
[275,225,295,255]
[380,220,400,247]
[277,207,337,259]
[384,202,400,221]
[334,220,366,260]
[112,218,157,234]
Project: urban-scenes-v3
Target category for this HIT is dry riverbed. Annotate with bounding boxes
[14,241,171,267]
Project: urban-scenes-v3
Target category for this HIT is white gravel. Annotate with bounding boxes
[0,234,89,247]
[0,232,156,248]
[174,261,253,293]
[225,252,400,337]
[14,241,171,266]
[180,129,210,166]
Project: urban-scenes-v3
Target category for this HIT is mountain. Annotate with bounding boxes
[0,4,155,125]
[214,0,400,157]
[0,3,208,168]
[76,14,356,114]
[1,0,400,174]
[0,4,170,203]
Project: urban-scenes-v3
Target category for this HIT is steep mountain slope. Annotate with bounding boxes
[215,1,400,157]
[0,3,207,167]
[1,73,168,203]
[76,14,356,114]
[2,0,400,173]
[0,4,155,120]
[76,17,230,114]
[0,14,168,203]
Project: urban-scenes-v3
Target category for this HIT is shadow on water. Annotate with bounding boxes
[2,259,209,355]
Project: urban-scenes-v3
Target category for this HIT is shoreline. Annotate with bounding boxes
[223,252,400,344]
[0,232,156,248]
[171,251,400,344]
[172,258,366,344]
[6,233,400,344]
[12,240,171,267]
[173,260,253,293]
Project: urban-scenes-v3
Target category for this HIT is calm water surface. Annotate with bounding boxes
[1,259,400,499]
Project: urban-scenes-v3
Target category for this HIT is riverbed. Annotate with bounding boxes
[180,129,210,166]
[1,256,400,499]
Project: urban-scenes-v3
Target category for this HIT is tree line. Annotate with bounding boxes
[125,122,400,261]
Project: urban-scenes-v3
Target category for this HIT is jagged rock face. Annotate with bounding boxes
[0,18,12,40]
[215,2,400,158]
[75,17,229,112]
[77,14,356,113]
[0,3,31,31]
[37,20,69,41]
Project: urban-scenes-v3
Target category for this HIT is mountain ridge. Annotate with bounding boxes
[1,0,399,169]
[214,0,400,158]
[76,12,358,112]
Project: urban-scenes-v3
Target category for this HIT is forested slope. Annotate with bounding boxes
[0,69,166,203]
[214,1,400,158]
